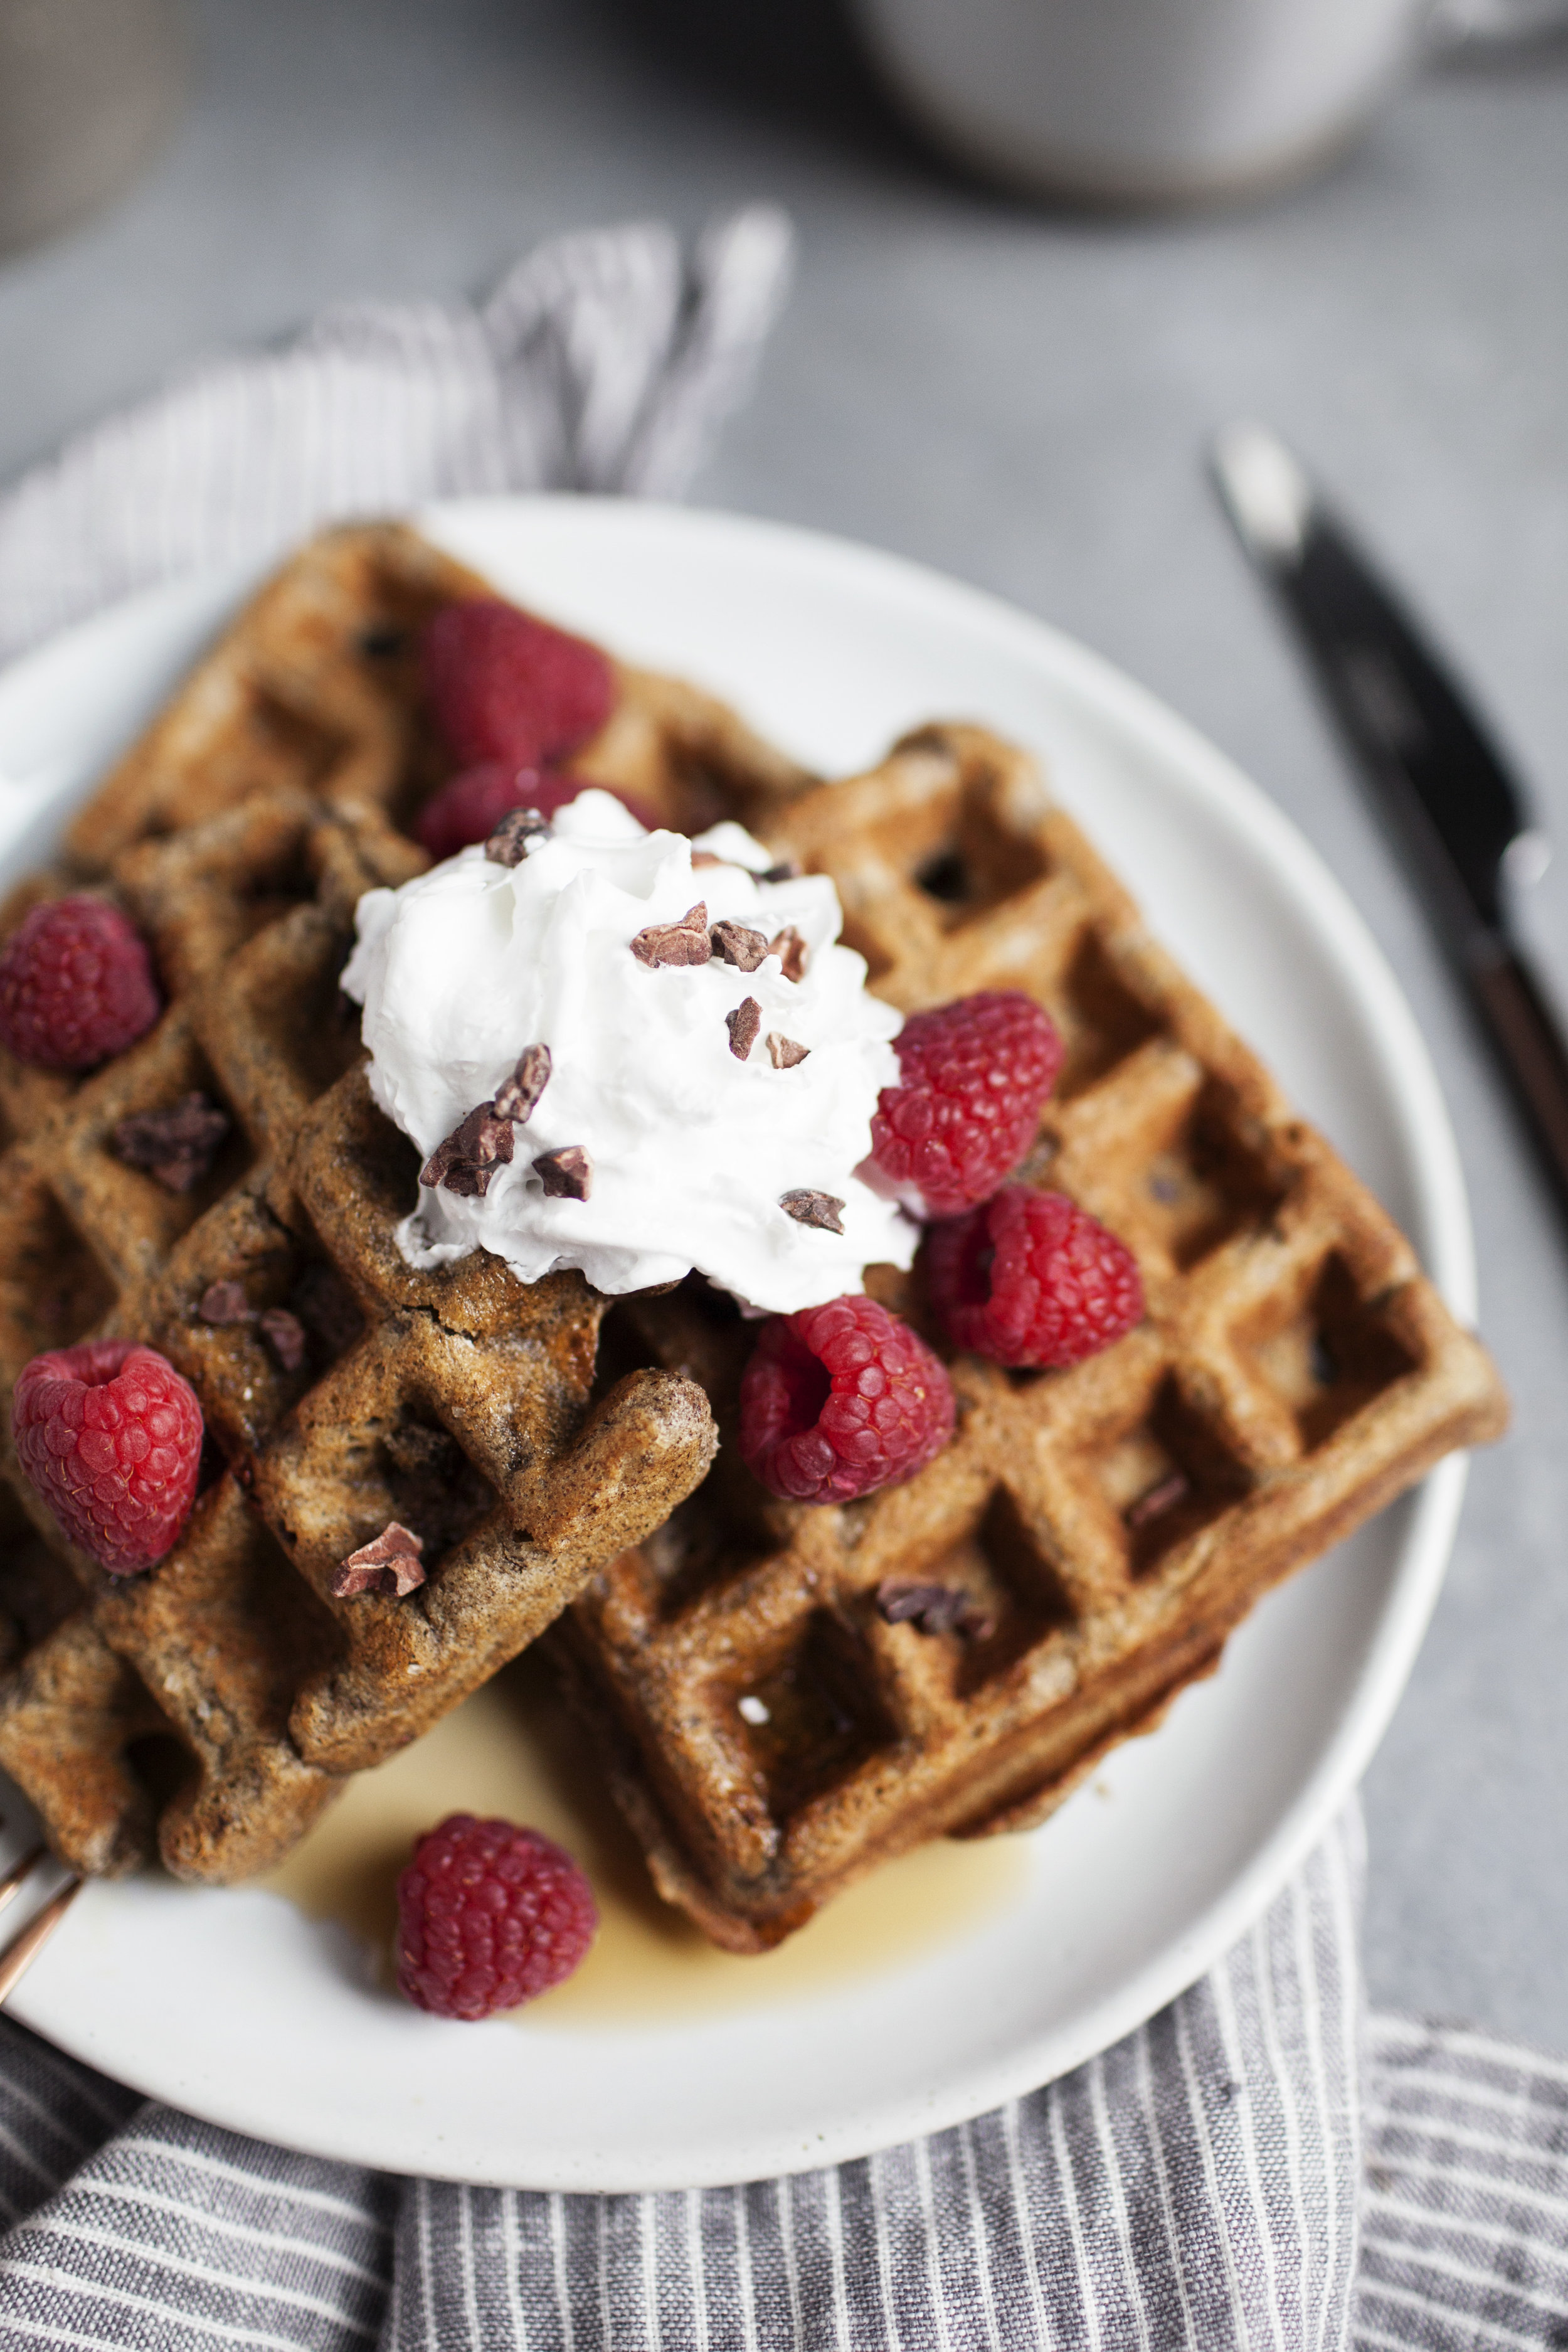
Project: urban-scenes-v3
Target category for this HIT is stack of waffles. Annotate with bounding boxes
[0,528,1506,1954]
[0,523,808,1883]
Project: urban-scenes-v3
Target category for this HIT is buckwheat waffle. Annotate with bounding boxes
[0,505,835,1880]
[0,799,717,1881]
[549,722,1508,1952]
[62,519,812,879]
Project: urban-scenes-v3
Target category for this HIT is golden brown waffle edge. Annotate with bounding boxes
[548,721,1508,1952]
[0,528,1505,1952]
[0,519,827,1883]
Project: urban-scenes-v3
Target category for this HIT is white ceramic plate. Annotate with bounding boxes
[0,499,1473,2191]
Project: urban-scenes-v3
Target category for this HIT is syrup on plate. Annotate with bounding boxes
[262,1649,1026,2025]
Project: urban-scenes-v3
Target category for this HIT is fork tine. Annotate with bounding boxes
[0,1845,46,1917]
[0,1878,82,2003]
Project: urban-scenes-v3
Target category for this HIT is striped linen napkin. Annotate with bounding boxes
[0,211,1560,2349]
[0,204,795,662]
[0,1809,1565,2347]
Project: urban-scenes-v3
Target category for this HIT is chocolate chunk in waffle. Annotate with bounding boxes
[0,519,823,1883]
[62,521,812,878]
[0,788,716,1883]
[549,723,1508,1952]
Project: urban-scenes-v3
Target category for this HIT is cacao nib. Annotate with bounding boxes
[112,1094,230,1193]
[484,807,549,865]
[532,1144,592,1200]
[630,903,710,967]
[420,1100,516,1196]
[874,1580,993,1639]
[780,1188,844,1234]
[726,998,763,1060]
[1124,1472,1189,1530]
[331,1520,426,1599]
[197,1280,252,1327]
[711,919,770,972]
[492,1043,551,1125]
[768,926,808,982]
[258,1307,308,1373]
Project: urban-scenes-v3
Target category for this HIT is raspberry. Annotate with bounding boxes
[870,991,1063,1219]
[415,762,544,859]
[739,1295,955,1506]
[12,1339,203,1575]
[396,1814,598,2019]
[421,599,616,770]
[414,762,662,860]
[0,897,161,1072]
[924,1184,1143,1369]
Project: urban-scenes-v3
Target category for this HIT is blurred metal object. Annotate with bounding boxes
[0,1878,82,2002]
[1214,422,1568,1229]
[0,0,187,260]
[0,1828,81,2003]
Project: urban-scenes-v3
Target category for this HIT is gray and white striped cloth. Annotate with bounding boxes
[0,213,1563,2348]
[0,1808,1564,2346]
[0,203,794,665]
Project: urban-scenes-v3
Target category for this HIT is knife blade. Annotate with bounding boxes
[1211,421,1568,1221]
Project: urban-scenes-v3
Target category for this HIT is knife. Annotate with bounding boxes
[1210,421,1568,1220]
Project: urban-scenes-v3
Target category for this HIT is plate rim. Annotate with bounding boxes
[0,494,1475,2188]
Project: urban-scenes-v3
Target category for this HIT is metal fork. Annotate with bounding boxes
[0,1834,81,2001]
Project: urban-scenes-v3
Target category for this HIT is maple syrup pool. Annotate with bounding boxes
[261,1649,1027,2025]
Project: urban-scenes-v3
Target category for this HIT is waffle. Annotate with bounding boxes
[549,723,1508,1952]
[0,528,1505,1943]
[0,518,825,1881]
[0,801,719,1879]
[63,519,812,878]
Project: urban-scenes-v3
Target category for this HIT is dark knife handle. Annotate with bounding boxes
[1466,939,1568,1210]
[1286,523,1528,941]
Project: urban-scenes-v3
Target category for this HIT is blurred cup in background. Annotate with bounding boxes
[849,0,1567,207]
[0,0,186,259]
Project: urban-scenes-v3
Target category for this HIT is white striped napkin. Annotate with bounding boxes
[0,210,1559,2349]
[0,203,795,664]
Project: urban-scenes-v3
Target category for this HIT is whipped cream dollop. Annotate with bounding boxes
[342,791,916,1312]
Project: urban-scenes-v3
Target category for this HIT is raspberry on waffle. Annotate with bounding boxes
[548,722,1507,1952]
[869,988,1062,1215]
[0,522,821,1886]
[0,898,161,1072]
[0,791,719,1879]
[923,1184,1144,1368]
[420,599,616,770]
[739,1295,955,1506]
[0,529,1507,1959]
[13,1339,204,1575]
[61,521,813,876]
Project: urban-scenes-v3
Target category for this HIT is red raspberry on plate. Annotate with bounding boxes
[414,762,662,860]
[396,1813,598,2019]
[421,599,617,770]
[0,897,161,1072]
[12,1339,203,1575]
[924,1184,1143,1369]
[739,1294,955,1506]
[869,990,1062,1219]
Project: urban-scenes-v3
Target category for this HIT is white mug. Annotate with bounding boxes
[849,0,1565,207]
[0,0,186,258]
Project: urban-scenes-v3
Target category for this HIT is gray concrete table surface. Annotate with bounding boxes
[2,0,1566,2050]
